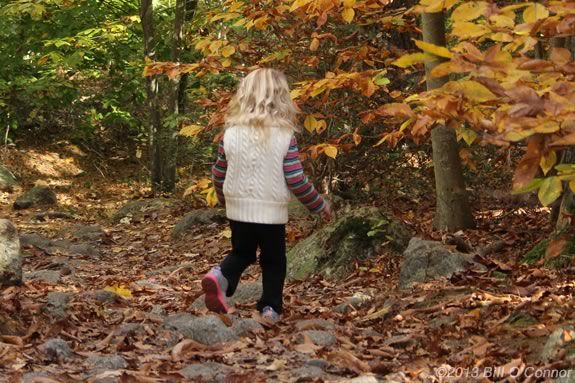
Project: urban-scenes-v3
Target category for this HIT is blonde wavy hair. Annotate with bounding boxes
[225,68,300,132]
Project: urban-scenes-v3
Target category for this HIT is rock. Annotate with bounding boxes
[25,270,61,284]
[0,164,17,191]
[22,372,56,383]
[232,318,264,337]
[164,314,239,345]
[287,207,410,281]
[399,238,480,288]
[179,362,232,382]
[297,330,337,347]
[0,219,22,286]
[295,319,336,331]
[20,233,54,252]
[94,290,119,304]
[150,305,166,317]
[541,327,575,362]
[172,208,226,238]
[69,243,100,257]
[112,199,173,223]
[14,185,57,210]
[334,292,373,313]
[118,323,144,336]
[65,224,106,242]
[39,338,73,362]
[20,232,99,258]
[292,365,325,379]
[43,292,72,319]
[86,354,128,371]
[191,282,262,311]
[306,359,331,370]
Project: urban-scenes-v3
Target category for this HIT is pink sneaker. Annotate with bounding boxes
[201,267,229,313]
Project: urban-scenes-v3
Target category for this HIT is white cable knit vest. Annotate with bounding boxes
[223,126,293,224]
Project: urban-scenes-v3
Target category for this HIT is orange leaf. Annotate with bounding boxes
[546,237,567,259]
[512,136,543,189]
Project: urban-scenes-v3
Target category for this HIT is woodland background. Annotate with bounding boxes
[1,0,575,382]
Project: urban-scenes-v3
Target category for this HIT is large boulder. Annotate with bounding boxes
[287,207,410,281]
[172,208,226,238]
[399,238,481,288]
[0,165,17,191]
[13,185,57,210]
[0,219,22,286]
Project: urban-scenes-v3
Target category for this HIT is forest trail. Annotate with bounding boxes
[1,148,575,383]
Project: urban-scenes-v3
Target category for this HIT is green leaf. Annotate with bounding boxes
[511,178,543,195]
[538,177,562,207]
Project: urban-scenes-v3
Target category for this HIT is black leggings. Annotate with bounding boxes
[219,220,286,314]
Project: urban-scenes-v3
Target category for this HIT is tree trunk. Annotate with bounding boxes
[140,0,165,193]
[177,0,198,113]
[422,12,474,231]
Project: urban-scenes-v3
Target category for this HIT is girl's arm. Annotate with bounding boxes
[283,136,326,213]
[211,139,227,205]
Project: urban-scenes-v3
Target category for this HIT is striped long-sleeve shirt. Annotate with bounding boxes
[211,136,325,213]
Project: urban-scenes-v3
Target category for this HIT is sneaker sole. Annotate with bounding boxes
[202,274,228,313]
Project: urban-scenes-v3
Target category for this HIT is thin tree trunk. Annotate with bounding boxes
[177,0,198,113]
[422,12,474,231]
[140,0,163,193]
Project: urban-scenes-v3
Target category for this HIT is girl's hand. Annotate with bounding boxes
[320,201,333,223]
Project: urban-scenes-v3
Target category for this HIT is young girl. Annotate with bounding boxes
[201,68,332,323]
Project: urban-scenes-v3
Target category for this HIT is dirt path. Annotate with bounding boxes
[1,149,574,382]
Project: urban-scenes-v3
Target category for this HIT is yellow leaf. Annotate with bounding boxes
[446,80,497,103]
[310,38,320,52]
[195,39,211,51]
[104,285,132,298]
[505,129,534,142]
[179,125,203,137]
[399,118,413,132]
[540,151,557,176]
[489,15,515,29]
[452,22,491,40]
[290,0,313,12]
[534,121,560,134]
[220,228,232,238]
[304,115,318,133]
[456,127,478,146]
[343,0,355,7]
[221,58,232,67]
[392,52,436,68]
[523,3,549,23]
[221,45,235,58]
[316,119,327,134]
[420,0,457,12]
[205,187,218,207]
[324,145,338,159]
[290,88,304,100]
[538,176,562,207]
[342,7,355,23]
[414,40,452,59]
[430,62,452,78]
[254,16,268,30]
[570,180,575,193]
[353,132,361,145]
[452,1,488,22]
[489,32,514,42]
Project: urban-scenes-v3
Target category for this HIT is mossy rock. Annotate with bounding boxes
[112,199,173,223]
[523,236,575,269]
[287,207,410,281]
[13,185,57,210]
[0,165,17,191]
